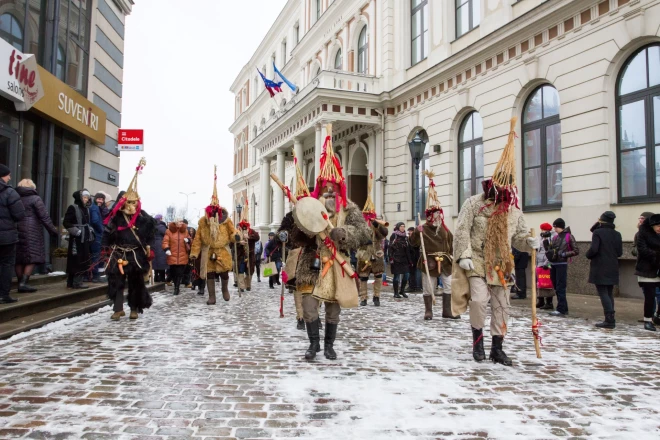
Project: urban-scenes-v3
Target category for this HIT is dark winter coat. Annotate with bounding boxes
[264,237,282,262]
[236,229,260,274]
[89,204,104,253]
[634,219,660,278]
[585,223,623,285]
[150,221,168,271]
[63,192,93,276]
[543,227,579,264]
[0,180,25,246]
[389,231,412,275]
[512,247,529,270]
[15,187,57,264]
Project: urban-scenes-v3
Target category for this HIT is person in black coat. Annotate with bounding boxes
[389,222,412,298]
[586,211,623,329]
[510,247,530,300]
[15,180,58,292]
[264,232,283,289]
[0,164,25,303]
[634,213,660,331]
[63,189,94,289]
[150,214,168,282]
[407,227,421,292]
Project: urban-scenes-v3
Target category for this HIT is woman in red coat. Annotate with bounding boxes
[163,220,190,295]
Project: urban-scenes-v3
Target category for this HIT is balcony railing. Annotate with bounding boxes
[313,69,382,94]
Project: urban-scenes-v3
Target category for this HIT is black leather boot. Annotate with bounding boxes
[18,275,37,293]
[197,281,205,296]
[359,299,367,306]
[324,323,338,360]
[399,279,409,298]
[296,318,305,330]
[373,297,380,306]
[423,295,433,320]
[595,312,616,329]
[393,280,401,298]
[318,317,323,331]
[304,319,321,360]
[489,335,512,366]
[472,327,485,362]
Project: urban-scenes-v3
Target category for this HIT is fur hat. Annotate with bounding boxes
[540,222,553,231]
[553,218,566,229]
[94,192,106,201]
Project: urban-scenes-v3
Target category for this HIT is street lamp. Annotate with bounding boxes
[408,131,425,225]
[179,191,196,220]
[236,203,243,223]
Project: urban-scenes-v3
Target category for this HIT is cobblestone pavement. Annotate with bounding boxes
[1,280,659,440]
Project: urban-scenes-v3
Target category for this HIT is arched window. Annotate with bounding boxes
[458,111,484,206]
[56,45,66,81]
[252,126,258,139]
[522,85,562,209]
[357,26,368,74]
[0,13,23,50]
[617,44,660,201]
[334,49,342,70]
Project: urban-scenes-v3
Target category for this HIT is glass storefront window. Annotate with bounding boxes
[20,117,40,182]
[0,1,47,67]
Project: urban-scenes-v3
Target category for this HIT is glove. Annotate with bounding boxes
[560,251,566,258]
[417,225,424,232]
[190,255,197,261]
[165,250,172,256]
[184,238,190,244]
[459,259,475,271]
[234,234,241,242]
[526,237,539,249]
[371,220,379,228]
[148,249,155,262]
[329,227,347,243]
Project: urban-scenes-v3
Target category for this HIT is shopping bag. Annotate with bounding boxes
[334,262,359,308]
[536,266,553,289]
[262,261,277,278]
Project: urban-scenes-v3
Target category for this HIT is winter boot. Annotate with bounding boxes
[399,279,409,298]
[653,313,660,326]
[644,320,656,331]
[207,278,217,305]
[72,276,88,289]
[423,295,433,320]
[245,274,252,291]
[472,327,485,362]
[110,310,125,321]
[359,280,368,305]
[129,310,138,320]
[393,280,402,299]
[18,275,37,293]
[297,318,305,331]
[373,297,380,306]
[221,277,231,301]
[595,312,616,329]
[304,319,321,360]
[489,335,512,366]
[541,298,554,310]
[173,277,180,296]
[237,274,245,292]
[197,281,205,296]
[535,297,544,309]
[324,323,338,360]
[373,278,382,306]
[442,293,460,319]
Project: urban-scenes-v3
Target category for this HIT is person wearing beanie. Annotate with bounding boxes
[632,212,654,258]
[389,222,412,299]
[586,212,623,329]
[0,165,25,303]
[94,192,110,220]
[634,214,660,331]
[535,223,556,310]
[150,214,168,282]
[543,218,579,317]
[63,189,94,289]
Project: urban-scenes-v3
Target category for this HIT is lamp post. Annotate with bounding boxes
[236,203,243,224]
[179,191,196,220]
[408,131,425,225]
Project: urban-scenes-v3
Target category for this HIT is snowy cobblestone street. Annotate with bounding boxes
[1,281,659,440]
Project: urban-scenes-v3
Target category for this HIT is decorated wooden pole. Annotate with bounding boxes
[530,228,542,359]
[417,213,436,306]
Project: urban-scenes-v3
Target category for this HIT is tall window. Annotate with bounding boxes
[316,0,321,21]
[0,13,23,50]
[358,27,368,74]
[59,0,92,94]
[294,24,299,45]
[617,45,660,201]
[282,40,287,65]
[411,0,429,65]
[56,45,66,81]
[522,85,562,210]
[458,112,484,206]
[456,0,480,38]
[412,131,431,218]
[334,49,342,70]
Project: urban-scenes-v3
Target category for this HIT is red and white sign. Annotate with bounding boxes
[1,38,44,110]
[118,129,144,151]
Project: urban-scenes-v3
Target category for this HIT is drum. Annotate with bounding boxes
[293,197,329,236]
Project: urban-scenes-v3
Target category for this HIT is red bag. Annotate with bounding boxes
[536,267,553,289]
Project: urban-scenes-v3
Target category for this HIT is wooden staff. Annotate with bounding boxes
[233,240,241,298]
[530,228,541,358]
[270,173,356,278]
[280,243,286,318]
[416,213,436,306]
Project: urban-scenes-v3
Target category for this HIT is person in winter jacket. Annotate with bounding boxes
[264,232,283,289]
[543,218,579,317]
[162,220,190,295]
[535,223,555,310]
[94,192,110,220]
[634,213,660,331]
[0,164,25,304]
[88,201,104,283]
[150,214,168,282]
[586,211,623,329]
[632,212,654,257]
[63,189,94,289]
[254,239,263,283]
[389,222,412,298]
[14,180,58,292]
[407,227,422,292]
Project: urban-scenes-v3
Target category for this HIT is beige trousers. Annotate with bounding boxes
[468,277,510,336]
[421,273,452,297]
[293,290,304,320]
[359,278,383,300]
[302,295,340,324]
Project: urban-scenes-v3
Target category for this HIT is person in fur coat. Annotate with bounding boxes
[102,158,156,321]
[236,216,260,292]
[190,166,240,305]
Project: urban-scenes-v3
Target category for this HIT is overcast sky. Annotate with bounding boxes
[119,0,287,221]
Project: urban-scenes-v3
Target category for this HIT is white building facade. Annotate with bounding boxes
[229,0,660,297]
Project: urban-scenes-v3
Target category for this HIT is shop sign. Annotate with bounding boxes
[31,66,107,145]
[0,39,44,109]
[118,129,144,151]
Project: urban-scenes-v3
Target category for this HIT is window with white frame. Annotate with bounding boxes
[334,49,342,70]
[456,0,480,38]
[411,0,429,65]
[358,26,368,74]
[458,112,484,207]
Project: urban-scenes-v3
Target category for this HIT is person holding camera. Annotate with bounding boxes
[543,218,579,317]
[536,223,555,310]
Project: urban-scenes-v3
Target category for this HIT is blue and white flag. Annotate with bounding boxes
[273,62,298,93]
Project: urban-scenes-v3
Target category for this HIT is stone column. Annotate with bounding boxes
[259,158,271,230]
[271,150,286,227]
[293,138,304,192]
[314,124,323,183]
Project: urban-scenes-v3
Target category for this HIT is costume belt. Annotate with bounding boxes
[106,245,144,271]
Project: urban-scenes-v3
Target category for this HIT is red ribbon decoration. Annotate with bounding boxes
[532,319,543,347]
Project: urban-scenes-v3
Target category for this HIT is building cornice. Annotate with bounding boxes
[112,0,133,15]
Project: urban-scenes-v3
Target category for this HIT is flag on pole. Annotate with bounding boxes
[273,62,298,93]
[257,68,283,98]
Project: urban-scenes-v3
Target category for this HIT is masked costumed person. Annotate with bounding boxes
[410,170,457,320]
[236,202,260,292]
[102,158,157,321]
[190,165,240,305]
[357,173,388,307]
[452,118,538,366]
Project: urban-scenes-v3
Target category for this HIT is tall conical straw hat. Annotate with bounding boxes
[362,172,376,221]
[293,148,310,200]
[424,169,441,212]
[492,117,518,190]
[311,123,348,209]
[125,157,146,202]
